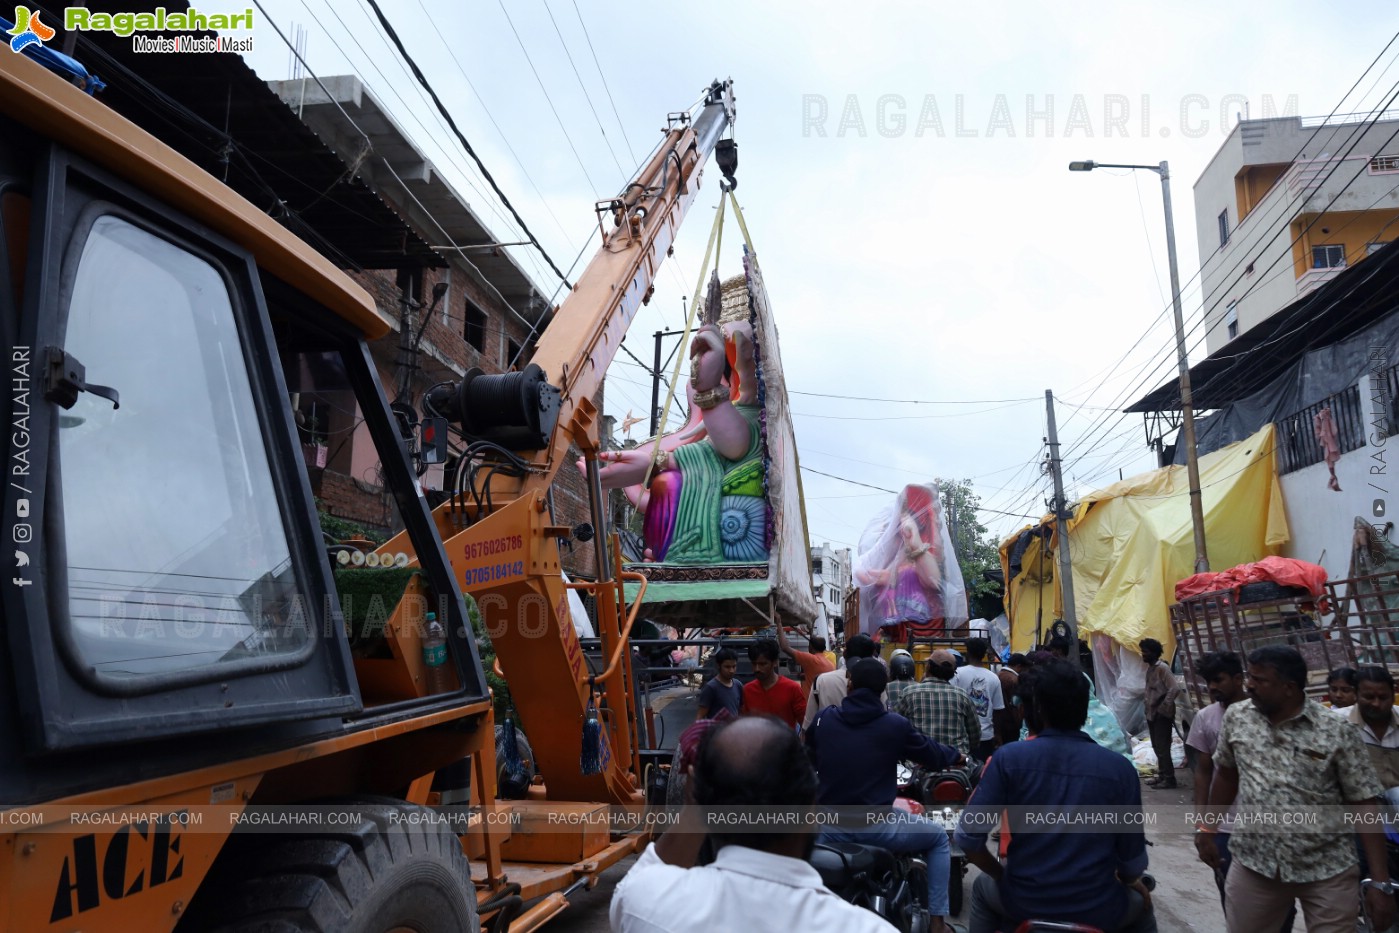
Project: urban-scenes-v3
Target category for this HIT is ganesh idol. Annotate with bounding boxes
[589,276,768,565]
[852,483,968,639]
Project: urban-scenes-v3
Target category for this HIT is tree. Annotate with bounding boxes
[937,478,1005,621]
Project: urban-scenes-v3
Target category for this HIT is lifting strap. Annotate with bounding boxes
[726,187,757,258]
[644,193,727,486]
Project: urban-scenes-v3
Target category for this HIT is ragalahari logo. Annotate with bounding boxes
[8,5,56,53]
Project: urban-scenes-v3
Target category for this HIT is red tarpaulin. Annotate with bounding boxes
[1174,556,1330,610]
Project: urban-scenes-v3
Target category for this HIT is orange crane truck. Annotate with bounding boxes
[0,36,734,933]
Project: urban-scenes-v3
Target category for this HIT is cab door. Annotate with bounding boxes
[3,146,359,752]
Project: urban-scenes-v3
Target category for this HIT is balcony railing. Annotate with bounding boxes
[1275,383,1367,475]
[1300,108,1399,128]
[1296,265,1345,296]
[1285,155,1355,199]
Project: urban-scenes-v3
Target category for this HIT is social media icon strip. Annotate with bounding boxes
[12,523,32,543]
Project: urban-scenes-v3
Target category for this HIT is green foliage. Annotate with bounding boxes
[937,478,1005,620]
[464,593,514,721]
[315,500,389,545]
[333,568,417,629]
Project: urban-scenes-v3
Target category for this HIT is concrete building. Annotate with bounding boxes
[59,26,609,579]
[1130,240,1399,587]
[1193,113,1399,354]
[810,542,852,640]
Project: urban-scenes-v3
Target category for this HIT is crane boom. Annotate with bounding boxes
[399,81,737,806]
[421,80,735,507]
[525,78,736,491]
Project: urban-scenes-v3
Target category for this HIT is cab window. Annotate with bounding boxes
[58,216,309,676]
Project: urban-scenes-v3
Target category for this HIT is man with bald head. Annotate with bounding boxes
[897,648,982,766]
[612,716,897,932]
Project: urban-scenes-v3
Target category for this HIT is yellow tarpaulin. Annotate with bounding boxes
[999,424,1290,656]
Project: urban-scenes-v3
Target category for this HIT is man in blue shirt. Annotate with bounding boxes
[955,659,1155,933]
[808,658,962,933]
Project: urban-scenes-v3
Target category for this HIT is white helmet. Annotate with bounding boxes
[889,649,916,681]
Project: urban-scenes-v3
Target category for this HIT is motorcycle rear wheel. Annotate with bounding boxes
[949,855,965,915]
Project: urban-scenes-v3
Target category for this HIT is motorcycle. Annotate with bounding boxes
[1009,875,1156,933]
[902,761,973,917]
[809,798,932,933]
[808,762,970,931]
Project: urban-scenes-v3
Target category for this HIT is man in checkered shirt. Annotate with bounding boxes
[897,648,981,768]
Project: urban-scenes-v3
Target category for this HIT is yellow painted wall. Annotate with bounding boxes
[1292,210,1399,278]
[1235,163,1289,222]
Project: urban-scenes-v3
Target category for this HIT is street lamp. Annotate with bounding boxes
[1069,159,1209,574]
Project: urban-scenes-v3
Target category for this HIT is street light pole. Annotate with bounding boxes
[1069,159,1210,574]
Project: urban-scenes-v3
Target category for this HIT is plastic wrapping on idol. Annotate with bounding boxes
[852,483,968,635]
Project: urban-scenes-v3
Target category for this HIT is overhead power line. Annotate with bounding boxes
[1057,70,1399,477]
[611,358,1043,413]
[309,0,555,287]
[792,399,1035,421]
[571,0,638,164]
[798,466,1041,519]
[789,390,1040,404]
[543,0,627,179]
[495,0,602,198]
[360,0,575,287]
[409,0,577,250]
[1053,32,1399,459]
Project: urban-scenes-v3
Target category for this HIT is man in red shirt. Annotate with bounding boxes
[774,619,834,700]
[743,638,806,729]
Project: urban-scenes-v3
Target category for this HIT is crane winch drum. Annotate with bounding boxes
[425,363,562,451]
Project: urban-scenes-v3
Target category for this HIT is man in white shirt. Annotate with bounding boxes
[610,715,896,932]
[952,638,1005,759]
[1349,666,1399,788]
[1351,667,1399,748]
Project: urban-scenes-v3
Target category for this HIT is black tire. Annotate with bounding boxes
[904,906,930,933]
[181,800,478,933]
[948,858,964,917]
[1237,581,1309,604]
[903,858,930,931]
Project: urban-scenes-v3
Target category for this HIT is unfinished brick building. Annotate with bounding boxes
[66,32,607,579]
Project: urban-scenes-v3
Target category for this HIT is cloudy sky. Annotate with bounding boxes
[231,2,1397,553]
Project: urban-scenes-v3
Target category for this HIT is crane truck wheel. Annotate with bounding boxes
[180,799,478,933]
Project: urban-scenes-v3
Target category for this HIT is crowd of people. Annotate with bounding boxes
[611,630,1399,933]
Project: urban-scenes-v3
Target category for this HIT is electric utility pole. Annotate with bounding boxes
[648,328,688,437]
[1045,390,1080,669]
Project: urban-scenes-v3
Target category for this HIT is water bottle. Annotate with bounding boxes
[422,611,451,694]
